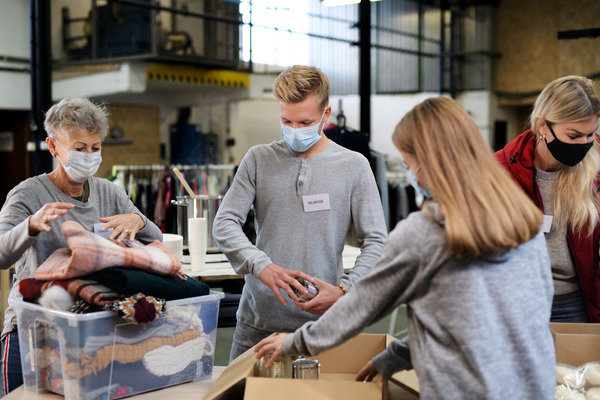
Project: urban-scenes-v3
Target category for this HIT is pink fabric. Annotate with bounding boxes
[35,221,181,280]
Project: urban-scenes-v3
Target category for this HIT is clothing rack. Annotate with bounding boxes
[108,164,236,233]
[111,164,235,196]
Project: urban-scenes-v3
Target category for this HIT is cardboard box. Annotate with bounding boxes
[204,333,419,400]
[551,322,600,366]
[13,291,224,400]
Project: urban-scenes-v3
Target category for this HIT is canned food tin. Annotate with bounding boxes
[292,358,320,380]
[290,278,319,302]
[255,351,293,378]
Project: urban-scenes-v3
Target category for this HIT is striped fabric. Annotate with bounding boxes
[19,278,120,307]
[35,221,181,280]
[1,333,10,396]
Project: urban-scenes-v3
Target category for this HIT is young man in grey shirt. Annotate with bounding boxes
[213,65,387,361]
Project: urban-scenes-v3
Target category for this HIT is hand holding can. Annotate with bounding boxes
[290,277,319,302]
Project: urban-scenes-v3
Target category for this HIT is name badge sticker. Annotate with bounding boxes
[302,194,331,213]
[541,215,553,233]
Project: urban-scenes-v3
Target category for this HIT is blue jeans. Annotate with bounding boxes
[1,331,22,397]
[551,295,590,323]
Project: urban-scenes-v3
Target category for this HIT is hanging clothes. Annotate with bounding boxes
[324,125,374,172]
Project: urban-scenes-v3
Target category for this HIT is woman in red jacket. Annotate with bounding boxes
[495,75,600,322]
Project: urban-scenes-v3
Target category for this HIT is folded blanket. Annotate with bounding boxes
[20,278,120,307]
[85,268,210,301]
[35,221,181,280]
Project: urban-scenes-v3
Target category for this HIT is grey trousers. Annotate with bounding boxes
[229,320,275,363]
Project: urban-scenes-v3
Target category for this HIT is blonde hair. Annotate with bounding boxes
[273,65,329,111]
[530,75,600,235]
[44,97,109,140]
[394,97,542,259]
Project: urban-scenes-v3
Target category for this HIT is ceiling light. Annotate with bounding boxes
[322,0,381,6]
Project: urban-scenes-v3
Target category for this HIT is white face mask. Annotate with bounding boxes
[280,109,326,152]
[54,140,102,183]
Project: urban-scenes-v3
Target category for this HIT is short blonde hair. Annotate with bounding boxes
[44,97,109,140]
[530,76,600,235]
[273,65,329,111]
[394,97,542,259]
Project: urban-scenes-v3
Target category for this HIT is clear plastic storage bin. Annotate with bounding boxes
[13,291,224,400]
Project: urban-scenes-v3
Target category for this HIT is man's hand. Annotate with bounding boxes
[294,277,345,314]
[258,263,314,305]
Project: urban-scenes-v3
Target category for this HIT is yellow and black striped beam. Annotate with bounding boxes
[146,63,250,87]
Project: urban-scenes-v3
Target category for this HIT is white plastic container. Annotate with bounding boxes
[13,291,224,400]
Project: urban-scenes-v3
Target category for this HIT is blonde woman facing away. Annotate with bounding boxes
[495,76,600,323]
[255,97,555,400]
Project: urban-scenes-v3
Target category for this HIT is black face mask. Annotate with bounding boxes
[544,120,593,167]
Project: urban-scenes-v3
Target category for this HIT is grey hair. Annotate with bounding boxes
[44,97,110,140]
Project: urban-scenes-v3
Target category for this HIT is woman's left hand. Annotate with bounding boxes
[98,213,145,241]
[254,333,288,369]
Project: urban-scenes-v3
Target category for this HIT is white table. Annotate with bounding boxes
[180,245,361,281]
[3,367,227,400]
[4,366,418,400]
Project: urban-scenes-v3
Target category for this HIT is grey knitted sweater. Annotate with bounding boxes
[213,140,388,332]
[283,203,555,400]
[0,174,163,336]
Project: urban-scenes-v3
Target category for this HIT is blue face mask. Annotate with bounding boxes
[281,109,326,152]
[407,167,432,199]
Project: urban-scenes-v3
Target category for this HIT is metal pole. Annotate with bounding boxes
[30,0,53,176]
[359,0,371,139]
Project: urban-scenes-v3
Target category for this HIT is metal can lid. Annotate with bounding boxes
[292,358,320,368]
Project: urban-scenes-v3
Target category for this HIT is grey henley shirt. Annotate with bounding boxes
[213,139,388,332]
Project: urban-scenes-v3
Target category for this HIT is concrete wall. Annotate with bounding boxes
[0,1,30,110]
[495,0,600,105]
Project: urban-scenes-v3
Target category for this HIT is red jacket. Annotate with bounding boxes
[495,130,600,322]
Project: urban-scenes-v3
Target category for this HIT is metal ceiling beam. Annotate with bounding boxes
[30,0,53,175]
[359,0,371,139]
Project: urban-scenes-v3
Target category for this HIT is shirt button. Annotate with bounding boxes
[299,182,303,186]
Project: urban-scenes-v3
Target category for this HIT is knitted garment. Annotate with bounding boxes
[70,299,100,314]
[19,278,120,307]
[35,221,181,280]
[63,330,199,378]
[142,335,213,376]
[104,293,166,324]
[25,346,61,369]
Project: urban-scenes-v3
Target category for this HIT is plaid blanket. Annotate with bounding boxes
[35,221,181,280]
[19,278,120,306]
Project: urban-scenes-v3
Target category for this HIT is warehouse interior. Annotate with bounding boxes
[0,0,599,397]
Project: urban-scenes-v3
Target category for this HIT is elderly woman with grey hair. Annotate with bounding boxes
[0,97,162,394]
